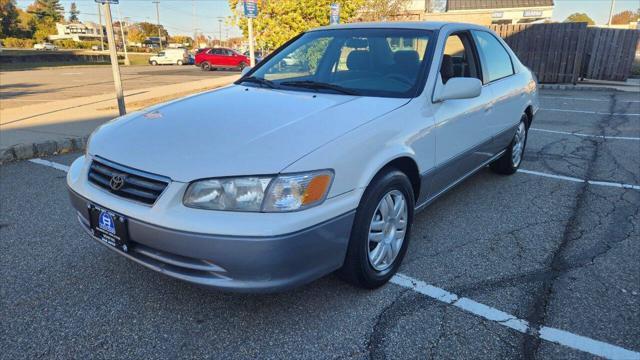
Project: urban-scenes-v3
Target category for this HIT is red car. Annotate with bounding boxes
[195,48,250,71]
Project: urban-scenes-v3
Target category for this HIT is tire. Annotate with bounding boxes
[177,60,183,66]
[201,62,211,71]
[491,115,528,175]
[238,62,248,70]
[150,60,158,66]
[339,169,415,289]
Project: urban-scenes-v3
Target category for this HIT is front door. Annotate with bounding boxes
[428,32,494,199]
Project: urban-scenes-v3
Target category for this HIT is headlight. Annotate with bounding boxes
[183,170,333,212]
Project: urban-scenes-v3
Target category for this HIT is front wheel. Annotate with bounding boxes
[150,60,158,66]
[339,169,414,289]
[177,60,183,65]
[491,115,528,175]
[200,62,211,71]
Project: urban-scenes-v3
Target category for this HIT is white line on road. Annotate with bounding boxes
[391,273,640,360]
[540,108,640,116]
[27,158,640,358]
[28,158,70,172]
[518,169,640,190]
[530,128,640,141]
[540,96,640,103]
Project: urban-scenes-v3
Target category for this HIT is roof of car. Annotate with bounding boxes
[311,21,486,32]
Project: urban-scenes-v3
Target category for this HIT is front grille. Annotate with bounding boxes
[88,158,169,205]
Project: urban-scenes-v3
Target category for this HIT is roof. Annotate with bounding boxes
[447,0,554,11]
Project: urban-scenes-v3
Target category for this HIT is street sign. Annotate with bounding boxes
[330,3,340,25]
[94,0,119,4]
[243,0,258,18]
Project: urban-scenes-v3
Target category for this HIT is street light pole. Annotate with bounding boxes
[218,19,223,47]
[97,3,105,51]
[117,5,130,65]
[102,2,126,116]
[607,0,616,26]
[153,0,162,50]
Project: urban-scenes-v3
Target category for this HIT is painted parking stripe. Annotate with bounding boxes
[518,169,640,190]
[28,158,70,172]
[540,96,640,103]
[27,158,640,358]
[391,273,640,360]
[540,108,640,116]
[530,128,640,141]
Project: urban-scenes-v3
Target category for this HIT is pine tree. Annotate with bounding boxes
[28,0,64,22]
[69,2,79,23]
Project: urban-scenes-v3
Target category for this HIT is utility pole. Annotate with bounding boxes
[97,3,105,51]
[248,18,255,66]
[192,0,197,48]
[102,2,126,116]
[117,5,130,65]
[153,0,162,50]
[607,0,616,26]
[218,19,223,47]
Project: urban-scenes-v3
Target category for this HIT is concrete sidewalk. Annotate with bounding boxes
[0,74,238,163]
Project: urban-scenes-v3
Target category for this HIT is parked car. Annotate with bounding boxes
[195,47,250,71]
[243,50,264,63]
[91,45,100,51]
[149,48,190,66]
[67,22,538,292]
[33,42,57,51]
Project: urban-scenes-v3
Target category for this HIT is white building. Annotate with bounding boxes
[49,22,105,41]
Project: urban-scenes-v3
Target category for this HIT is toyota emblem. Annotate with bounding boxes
[109,175,125,191]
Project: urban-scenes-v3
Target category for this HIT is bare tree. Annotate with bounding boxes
[356,0,412,22]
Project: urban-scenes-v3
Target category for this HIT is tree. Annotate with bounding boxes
[564,12,595,25]
[611,9,640,25]
[28,0,64,22]
[228,0,365,51]
[0,0,20,37]
[68,2,79,23]
[356,0,411,22]
[170,35,192,45]
[137,21,168,39]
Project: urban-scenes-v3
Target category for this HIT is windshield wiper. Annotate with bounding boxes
[238,76,278,89]
[279,80,359,95]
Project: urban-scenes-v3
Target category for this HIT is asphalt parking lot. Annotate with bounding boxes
[1,89,638,359]
[0,65,236,109]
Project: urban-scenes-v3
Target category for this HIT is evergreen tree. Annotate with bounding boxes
[69,2,79,23]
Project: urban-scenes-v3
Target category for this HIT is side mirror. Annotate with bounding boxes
[241,66,253,76]
[436,77,482,102]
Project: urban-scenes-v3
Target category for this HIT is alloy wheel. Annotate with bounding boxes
[511,122,526,167]
[367,190,408,272]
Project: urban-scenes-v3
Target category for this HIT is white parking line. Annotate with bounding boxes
[27,158,640,358]
[28,158,70,172]
[530,128,640,141]
[391,273,640,360]
[518,169,640,190]
[540,108,640,116]
[540,96,640,103]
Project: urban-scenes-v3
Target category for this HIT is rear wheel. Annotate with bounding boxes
[177,59,183,65]
[200,62,211,71]
[339,169,414,289]
[238,62,248,70]
[150,60,158,66]
[491,115,528,175]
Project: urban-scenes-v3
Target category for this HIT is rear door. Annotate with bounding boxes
[428,31,494,198]
[471,30,521,152]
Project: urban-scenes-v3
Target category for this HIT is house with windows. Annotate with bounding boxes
[49,22,105,42]
[403,0,554,25]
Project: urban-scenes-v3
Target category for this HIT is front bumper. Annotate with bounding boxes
[68,188,355,292]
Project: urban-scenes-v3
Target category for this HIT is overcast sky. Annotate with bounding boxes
[15,0,640,39]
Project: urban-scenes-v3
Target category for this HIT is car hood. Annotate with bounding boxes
[89,85,408,182]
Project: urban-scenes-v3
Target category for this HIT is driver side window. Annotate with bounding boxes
[440,32,481,84]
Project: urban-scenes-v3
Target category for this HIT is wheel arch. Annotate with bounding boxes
[366,155,421,203]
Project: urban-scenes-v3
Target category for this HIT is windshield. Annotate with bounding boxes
[243,28,433,98]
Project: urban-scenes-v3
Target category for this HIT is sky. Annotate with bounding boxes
[15,0,640,40]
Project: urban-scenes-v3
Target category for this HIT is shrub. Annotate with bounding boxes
[52,39,79,49]
[1,37,35,48]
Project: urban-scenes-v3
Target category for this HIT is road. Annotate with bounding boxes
[1,89,639,359]
[0,65,237,109]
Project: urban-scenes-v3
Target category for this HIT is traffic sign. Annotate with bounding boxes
[244,0,258,18]
[330,3,340,25]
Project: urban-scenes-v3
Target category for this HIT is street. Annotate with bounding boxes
[0,65,236,109]
[1,89,638,359]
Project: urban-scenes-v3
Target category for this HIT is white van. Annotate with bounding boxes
[149,48,189,65]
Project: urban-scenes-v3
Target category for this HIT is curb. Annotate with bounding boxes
[539,84,639,92]
[1,136,88,165]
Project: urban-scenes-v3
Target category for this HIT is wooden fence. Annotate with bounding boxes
[490,23,639,83]
[581,27,639,81]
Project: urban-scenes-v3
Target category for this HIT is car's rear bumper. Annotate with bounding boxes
[68,188,355,293]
